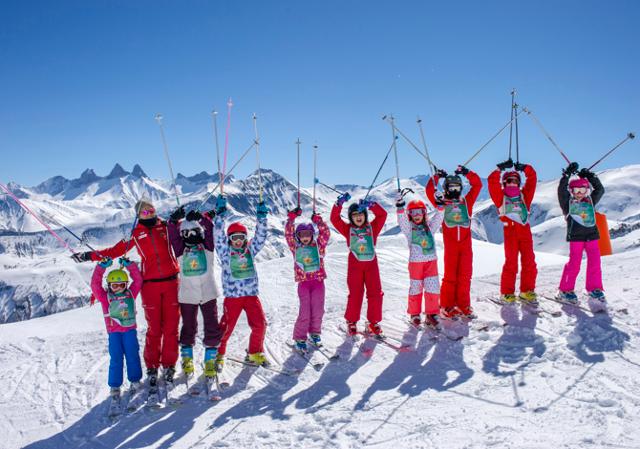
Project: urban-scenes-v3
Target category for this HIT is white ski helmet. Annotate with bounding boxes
[180,219,203,234]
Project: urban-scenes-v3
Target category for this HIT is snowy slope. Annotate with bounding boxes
[2,235,639,449]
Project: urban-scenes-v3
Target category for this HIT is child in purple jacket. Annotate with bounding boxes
[91,257,143,403]
[285,208,331,352]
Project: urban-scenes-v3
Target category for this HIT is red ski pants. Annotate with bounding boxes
[501,224,537,294]
[141,278,180,369]
[441,239,473,310]
[345,256,384,324]
[218,296,267,356]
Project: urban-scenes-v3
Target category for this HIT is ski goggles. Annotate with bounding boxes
[109,282,127,290]
[296,230,314,239]
[446,184,462,192]
[504,177,520,185]
[180,229,201,238]
[229,233,247,242]
[571,187,589,194]
[140,207,156,217]
[408,209,425,216]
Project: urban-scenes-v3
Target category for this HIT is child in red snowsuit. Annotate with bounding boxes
[425,166,482,319]
[330,195,387,336]
[488,160,538,304]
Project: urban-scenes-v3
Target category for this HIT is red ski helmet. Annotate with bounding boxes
[407,200,427,213]
[502,171,521,185]
[569,177,590,189]
[226,222,248,236]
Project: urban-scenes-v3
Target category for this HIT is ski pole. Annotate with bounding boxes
[521,107,571,164]
[40,210,100,254]
[0,182,74,254]
[221,98,233,194]
[253,113,263,202]
[386,114,401,192]
[462,108,523,167]
[383,116,432,166]
[588,132,636,170]
[514,92,521,164]
[508,89,515,161]
[363,138,397,201]
[416,116,438,192]
[313,144,318,213]
[314,178,345,195]
[211,109,222,185]
[296,138,302,208]
[198,140,257,210]
[154,114,180,206]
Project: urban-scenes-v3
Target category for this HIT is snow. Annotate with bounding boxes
[2,234,639,449]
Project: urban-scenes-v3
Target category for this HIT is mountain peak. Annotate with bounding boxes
[79,169,100,183]
[132,164,147,178]
[107,163,130,179]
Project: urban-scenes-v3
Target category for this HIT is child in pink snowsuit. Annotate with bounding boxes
[557,163,605,303]
[285,208,330,350]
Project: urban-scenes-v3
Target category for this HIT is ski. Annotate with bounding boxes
[205,376,222,401]
[226,356,301,377]
[357,332,412,352]
[307,339,340,361]
[286,342,325,371]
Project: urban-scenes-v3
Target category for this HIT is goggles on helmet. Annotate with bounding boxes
[408,209,425,216]
[571,187,589,195]
[109,282,127,290]
[446,184,462,192]
[230,233,247,242]
[504,177,520,185]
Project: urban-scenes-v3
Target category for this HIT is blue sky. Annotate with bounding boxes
[1,0,638,188]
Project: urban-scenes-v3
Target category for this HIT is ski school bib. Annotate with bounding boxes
[569,199,596,227]
[229,247,256,280]
[295,244,321,273]
[443,201,471,228]
[349,225,376,262]
[181,244,208,277]
[107,290,136,328]
[501,194,529,225]
[411,224,435,256]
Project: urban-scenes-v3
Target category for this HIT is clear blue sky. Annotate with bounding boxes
[1,0,638,187]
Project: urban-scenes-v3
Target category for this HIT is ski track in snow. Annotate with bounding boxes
[1,236,640,449]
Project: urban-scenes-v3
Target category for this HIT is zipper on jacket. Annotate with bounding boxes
[150,226,162,274]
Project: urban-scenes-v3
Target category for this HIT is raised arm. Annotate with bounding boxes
[330,203,351,238]
[369,202,388,238]
[315,216,331,251]
[90,264,108,305]
[285,218,297,253]
[127,262,143,298]
[427,207,444,234]
[249,216,268,256]
[396,207,411,241]
[557,174,571,216]
[88,239,132,262]
[586,172,605,206]
[200,215,215,252]
[464,170,483,213]
[487,169,503,208]
[167,220,186,257]
[214,214,230,261]
[425,175,440,207]
[521,164,538,207]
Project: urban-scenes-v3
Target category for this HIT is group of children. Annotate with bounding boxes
[77,159,607,396]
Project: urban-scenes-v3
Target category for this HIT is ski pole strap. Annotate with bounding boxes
[463,108,523,167]
[364,139,396,201]
[588,132,635,171]
[521,107,571,164]
[0,182,74,254]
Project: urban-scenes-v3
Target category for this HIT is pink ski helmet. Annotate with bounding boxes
[501,171,521,185]
[569,178,590,189]
[295,223,315,241]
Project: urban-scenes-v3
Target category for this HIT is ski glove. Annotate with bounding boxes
[336,192,351,207]
[98,257,113,268]
[118,257,132,267]
[311,213,323,224]
[563,162,579,177]
[205,209,216,220]
[435,168,448,178]
[287,207,302,221]
[71,251,92,263]
[186,210,202,222]
[256,202,270,218]
[496,159,514,170]
[455,165,470,176]
[215,196,228,215]
[514,162,527,172]
[170,206,186,223]
[578,168,593,179]
[359,199,374,210]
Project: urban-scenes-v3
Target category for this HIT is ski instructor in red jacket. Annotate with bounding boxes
[488,159,538,305]
[72,199,180,383]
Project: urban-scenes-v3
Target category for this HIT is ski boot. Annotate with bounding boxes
[246,352,269,367]
[204,347,218,378]
[425,314,441,330]
[367,322,384,338]
[346,321,358,336]
[518,291,539,306]
[147,368,158,388]
[458,306,477,320]
[441,307,460,320]
[588,289,606,301]
[180,346,195,376]
[214,354,225,373]
[163,366,176,384]
[309,333,322,347]
[500,294,518,305]
[294,339,308,353]
[557,290,578,304]
[108,387,122,417]
[410,314,422,327]
[110,386,121,400]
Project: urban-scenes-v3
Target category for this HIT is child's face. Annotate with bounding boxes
[409,210,424,224]
[230,233,246,249]
[572,187,588,200]
[138,205,156,220]
[351,212,366,227]
[300,235,313,245]
[109,282,127,294]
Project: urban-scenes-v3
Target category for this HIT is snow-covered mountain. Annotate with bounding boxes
[1,164,639,324]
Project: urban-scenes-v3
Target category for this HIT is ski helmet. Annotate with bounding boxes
[180,219,203,233]
[348,202,368,226]
[569,178,590,189]
[226,222,248,236]
[443,175,462,191]
[407,199,427,211]
[295,223,315,241]
[501,171,521,185]
[107,269,129,284]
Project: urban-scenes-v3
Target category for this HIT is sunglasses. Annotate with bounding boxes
[140,208,156,217]
[408,209,425,216]
[109,282,127,290]
[230,233,247,242]
[181,229,201,238]
[447,185,462,192]
[571,187,588,194]
[297,230,314,239]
